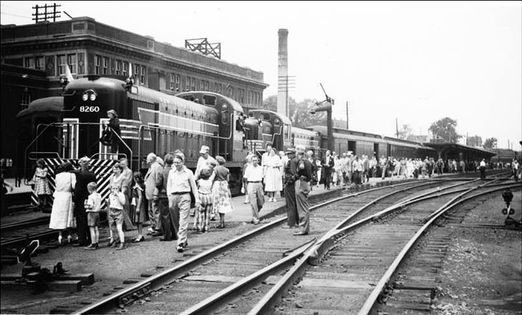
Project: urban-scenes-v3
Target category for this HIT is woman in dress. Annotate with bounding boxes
[212,156,233,228]
[33,159,52,212]
[263,148,283,202]
[49,162,76,245]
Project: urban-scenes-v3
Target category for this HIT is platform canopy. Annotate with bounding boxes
[424,142,496,160]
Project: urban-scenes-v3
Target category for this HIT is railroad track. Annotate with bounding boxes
[257,178,520,314]
[66,177,481,314]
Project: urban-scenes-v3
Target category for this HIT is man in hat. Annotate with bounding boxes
[294,147,313,236]
[145,153,163,235]
[106,109,121,156]
[195,145,217,180]
[72,156,97,246]
[282,147,299,229]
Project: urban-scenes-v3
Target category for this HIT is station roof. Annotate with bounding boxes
[423,142,496,158]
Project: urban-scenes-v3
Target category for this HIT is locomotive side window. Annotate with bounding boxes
[203,95,216,106]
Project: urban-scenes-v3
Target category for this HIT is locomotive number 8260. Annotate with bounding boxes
[79,106,100,113]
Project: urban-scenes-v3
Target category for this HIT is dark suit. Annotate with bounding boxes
[284,156,299,227]
[322,155,334,189]
[158,165,177,240]
[145,161,162,231]
[296,157,313,234]
[73,168,96,245]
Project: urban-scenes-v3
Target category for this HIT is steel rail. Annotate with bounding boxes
[248,179,481,314]
[72,179,421,314]
[358,181,522,314]
[178,181,442,314]
[178,238,317,315]
[0,216,50,232]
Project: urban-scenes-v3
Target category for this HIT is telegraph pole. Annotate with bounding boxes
[345,101,349,129]
[395,118,399,138]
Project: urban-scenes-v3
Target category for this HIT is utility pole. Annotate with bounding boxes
[345,101,349,129]
[395,118,399,138]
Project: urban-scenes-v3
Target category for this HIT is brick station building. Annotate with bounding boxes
[0,16,268,173]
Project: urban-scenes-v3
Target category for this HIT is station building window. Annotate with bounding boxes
[116,60,122,75]
[95,55,101,75]
[78,53,85,74]
[103,57,110,75]
[175,74,181,91]
[67,53,77,74]
[169,73,175,90]
[140,65,146,85]
[122,62,128,77]
[57,54,66,75]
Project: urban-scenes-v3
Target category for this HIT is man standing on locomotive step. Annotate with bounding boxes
[294,147,313,236]
[145,153,163,236]
[73,156,97,246]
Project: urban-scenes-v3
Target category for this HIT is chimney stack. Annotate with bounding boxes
[277,29,289,116]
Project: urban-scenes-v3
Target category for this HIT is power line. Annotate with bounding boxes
[0,11,33,20]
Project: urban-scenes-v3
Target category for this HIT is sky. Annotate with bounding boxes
[1,1,521,149]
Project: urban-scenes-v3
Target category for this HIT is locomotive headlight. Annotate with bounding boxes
[82,93,89,101]
[89,93,96,101]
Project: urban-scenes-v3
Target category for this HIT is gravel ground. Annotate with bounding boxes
[432,188,522,315]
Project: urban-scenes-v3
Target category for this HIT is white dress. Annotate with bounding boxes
[49,172,76,230]
[264,155,283,193]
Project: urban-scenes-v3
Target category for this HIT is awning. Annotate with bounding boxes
[16,96,63,118]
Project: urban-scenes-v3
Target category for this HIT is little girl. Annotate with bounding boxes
[196,168,213,232]
[131,172,147,243]
[84,182,101,250]
[107,185,126,250]
[33,159,51,212]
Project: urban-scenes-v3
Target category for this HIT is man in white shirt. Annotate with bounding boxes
[243,155,265,224]
[195,145,217,180]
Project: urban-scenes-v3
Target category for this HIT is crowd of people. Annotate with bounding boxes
[43,145,233,253]
[32,141,522,254]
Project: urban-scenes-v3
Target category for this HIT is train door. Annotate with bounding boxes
[62,118,79,159]
[374,143,379,158]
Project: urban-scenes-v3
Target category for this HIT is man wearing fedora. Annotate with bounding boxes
[294,147,313,236]
[283,147,299,229]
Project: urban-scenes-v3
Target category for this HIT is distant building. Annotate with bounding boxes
[0,16,268,165]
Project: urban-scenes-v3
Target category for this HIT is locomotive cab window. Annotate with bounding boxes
[203,95,216,106]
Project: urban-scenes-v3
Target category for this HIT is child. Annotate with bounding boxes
[33,159,51,212]
[131,172,147,243]
[212,156,233,229]
[196,168,213,232]
[107,185,127,250]
[84,182,102,250]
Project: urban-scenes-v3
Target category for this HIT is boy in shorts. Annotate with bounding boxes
[84,182,102,250]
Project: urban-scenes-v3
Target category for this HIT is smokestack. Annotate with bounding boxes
[277,29,289,116]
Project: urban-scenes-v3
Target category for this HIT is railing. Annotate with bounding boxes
[23,121,133,181]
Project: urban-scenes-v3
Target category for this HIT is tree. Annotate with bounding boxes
[483,137,497,149]
[397,124,412,140]
[466,135,482,147]
[428,117,461,143]
[263,95,326,128]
